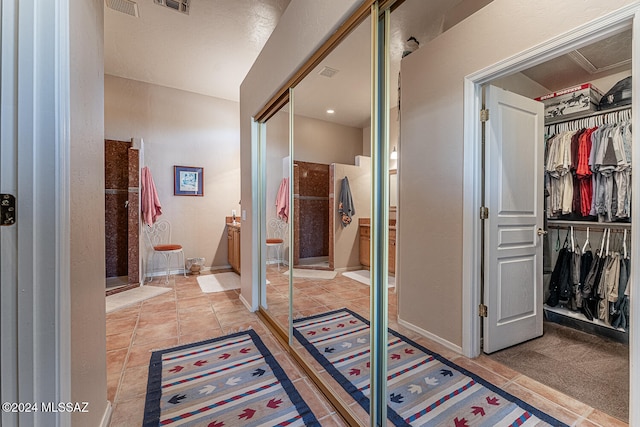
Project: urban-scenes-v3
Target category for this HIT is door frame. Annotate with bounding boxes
[461,5,639,424]
[2,0,73,424]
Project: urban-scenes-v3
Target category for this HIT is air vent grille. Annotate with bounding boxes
[318,66,339,78]
[105,0,139,17]
[154,0,190,15]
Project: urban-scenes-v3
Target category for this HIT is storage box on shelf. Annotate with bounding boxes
[535,83,603,120]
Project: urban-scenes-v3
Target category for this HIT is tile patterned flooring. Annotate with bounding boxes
[107,269,628,426]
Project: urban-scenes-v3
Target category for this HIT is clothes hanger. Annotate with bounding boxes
[570,226,575,252]
[582,227,591,253]
[598,228,606,256]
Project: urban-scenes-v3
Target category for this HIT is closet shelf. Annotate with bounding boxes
[544,305,628,337]
[544,105,631,125]
[547,219,631,229]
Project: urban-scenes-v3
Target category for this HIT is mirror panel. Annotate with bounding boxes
[290,15,373,425]
[261,103,291,331]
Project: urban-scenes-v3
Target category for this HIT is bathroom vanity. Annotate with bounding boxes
[358,218,396,274]
[226,217,241,274]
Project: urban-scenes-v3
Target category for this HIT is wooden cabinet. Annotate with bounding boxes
[227,224,241,274]
[358,219,396,274]
[359,224,370,268]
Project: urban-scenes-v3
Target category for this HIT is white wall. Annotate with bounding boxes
[399,0,638,348]
[105,75,241,270]
[70,0,108,424]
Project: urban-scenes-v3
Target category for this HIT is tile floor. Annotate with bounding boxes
[107,270,628,426]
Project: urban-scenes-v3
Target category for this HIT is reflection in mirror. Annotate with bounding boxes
[261,102,291,332]
[289,16,373,425]
[389,169,397,211]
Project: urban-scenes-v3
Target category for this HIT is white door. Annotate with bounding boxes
[483,85,544,353]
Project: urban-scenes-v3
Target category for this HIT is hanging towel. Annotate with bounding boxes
[339,176,355,227]
[275,177,289,223]
[141,166,162,226]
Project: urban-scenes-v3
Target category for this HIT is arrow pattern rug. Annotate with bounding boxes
[143,330,319,426]
[293,309,568,427]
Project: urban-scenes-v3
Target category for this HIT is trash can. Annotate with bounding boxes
[186,257,205,275]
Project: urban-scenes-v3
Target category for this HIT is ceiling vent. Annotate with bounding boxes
[154,0,190,15]
[318,66,339,78]
[105,0,139,17]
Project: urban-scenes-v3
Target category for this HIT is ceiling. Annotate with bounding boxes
[104,0,291,102]
[104,1,632,128]
[522,29,632,92]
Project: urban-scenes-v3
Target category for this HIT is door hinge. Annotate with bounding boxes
[479,304,488,317]
[1,194,16,226]
[480,109,489,122]
[479,206,489,220]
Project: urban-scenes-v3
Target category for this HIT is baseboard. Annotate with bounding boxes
[334,266,365,273]
[239,293,255,312]
[397,317,463,355]
[100,401,113,427]
[145,268,187,279]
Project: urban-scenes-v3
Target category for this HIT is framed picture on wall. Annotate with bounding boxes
[174,166,204,196]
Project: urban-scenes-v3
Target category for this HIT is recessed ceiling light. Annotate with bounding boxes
[326,109,335,114]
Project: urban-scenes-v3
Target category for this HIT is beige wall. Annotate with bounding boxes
[70,0,108,424]
[333,157,371,269]
[240,0,362,308]
[399,0,637,347]
[105,75,241,270]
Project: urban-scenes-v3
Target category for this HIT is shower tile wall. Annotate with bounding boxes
[105,140,139,284]
[294,161,329,262]
[127,148,140,284]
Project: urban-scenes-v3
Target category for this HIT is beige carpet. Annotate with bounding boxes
[282,268,337,280]
[488,321,629,422]
[106,286,171,313]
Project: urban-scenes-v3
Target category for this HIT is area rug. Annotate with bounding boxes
[282,268,337,280]
[143,329,319,426]
[106,286,172,313]
[197,272,241,293]
[293,308,568,427]
[342,269,396,287]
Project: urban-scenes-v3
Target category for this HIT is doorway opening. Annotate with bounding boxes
[464,14,636,424]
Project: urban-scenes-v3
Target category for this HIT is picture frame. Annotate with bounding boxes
[174,166,204,196]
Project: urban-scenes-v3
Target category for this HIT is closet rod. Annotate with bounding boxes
[544,105,631,126]
[547,223,631,232]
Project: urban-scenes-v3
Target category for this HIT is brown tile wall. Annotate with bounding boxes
[293,161,329,261]
[105,192,129,277]
[128,148,140,284]
[105,140,131,189]
[105,140,140,282]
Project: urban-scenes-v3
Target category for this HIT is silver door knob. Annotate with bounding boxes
[537,228,548,236]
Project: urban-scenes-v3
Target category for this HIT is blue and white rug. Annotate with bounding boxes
[143,329,319,426]
[293,308,568,427]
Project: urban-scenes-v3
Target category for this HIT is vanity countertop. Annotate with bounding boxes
[358,218,396,230]
[225,216,241,229]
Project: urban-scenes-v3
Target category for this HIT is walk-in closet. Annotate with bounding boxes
[484,29,632,421]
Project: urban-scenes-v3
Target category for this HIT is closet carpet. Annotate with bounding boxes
[488,320,629,422]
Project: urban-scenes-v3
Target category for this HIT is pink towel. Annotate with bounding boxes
[275,177,289,223]
[141,166,162,226]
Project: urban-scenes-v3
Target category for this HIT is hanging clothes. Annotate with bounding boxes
[545,119,632,222]
[338,176,355,227]
[275,177,289,223]
[141,166,162,226]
